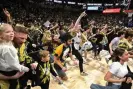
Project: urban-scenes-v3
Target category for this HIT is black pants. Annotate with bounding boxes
[97,43,103,55]
[72,44,83,73]
[92,43,103,57]
[19,76,29,89]
[9,79,18,89]
[19,70,32,89]
[40,81,50,89]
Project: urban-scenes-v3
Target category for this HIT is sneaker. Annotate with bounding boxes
[80,72,88,76]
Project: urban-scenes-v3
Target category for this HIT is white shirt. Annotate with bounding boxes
[109,62,128,85]
[0,42,28,72]
[73,32,81,50]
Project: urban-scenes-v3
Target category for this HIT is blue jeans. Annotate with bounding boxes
[49,54,54,63]
[90,83,120,89]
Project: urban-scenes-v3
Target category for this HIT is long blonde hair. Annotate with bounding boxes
[42,31,51,43]
[0,23,12,43]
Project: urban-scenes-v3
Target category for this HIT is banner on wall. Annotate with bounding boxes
[123,10,133,17]
[87,6,99,10]
[103,8,121,13]
[124,10,133,13]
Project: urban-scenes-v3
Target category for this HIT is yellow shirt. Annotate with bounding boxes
[118,38,132,50]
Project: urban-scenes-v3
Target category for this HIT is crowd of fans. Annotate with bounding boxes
[0,1,133,89]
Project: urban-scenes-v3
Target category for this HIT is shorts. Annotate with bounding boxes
[54,62,67,78]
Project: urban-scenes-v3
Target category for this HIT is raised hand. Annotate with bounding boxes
[3,8,11,17]
[80,11,87,18]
